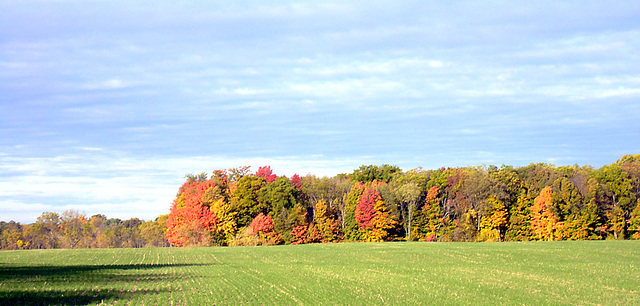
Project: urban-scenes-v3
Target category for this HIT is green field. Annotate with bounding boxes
[1,241,639,305]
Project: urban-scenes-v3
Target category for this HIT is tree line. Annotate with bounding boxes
[2,154,640,249]
[0,211,169,250]
[165,155,640,247]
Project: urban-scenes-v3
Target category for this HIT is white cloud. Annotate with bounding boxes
[83,79,127,90]
[79,147,104,151]
[593,87,640,99]
[0,150,369,223]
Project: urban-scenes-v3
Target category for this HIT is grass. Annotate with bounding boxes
[1,241,639,305]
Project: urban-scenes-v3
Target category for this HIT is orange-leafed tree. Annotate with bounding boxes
[530,186,562,241]
[166,179,218,247]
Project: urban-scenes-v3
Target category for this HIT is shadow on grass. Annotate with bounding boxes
[0,263,205,281]
[0,263,206,305]
[0,288,171,305]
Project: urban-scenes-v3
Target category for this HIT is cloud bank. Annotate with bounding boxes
[2,1,640,222]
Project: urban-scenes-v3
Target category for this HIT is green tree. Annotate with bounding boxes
[561,199,601,240]
[517,163,560,198]
[349,164,402,183]
[592,163,636,239]
[231,175,267,228]
[260,176,298,217]
[552,177,582,220]
[344,182,365,241]
[504,191,533,241]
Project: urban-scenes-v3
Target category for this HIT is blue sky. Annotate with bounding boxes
[2,1,640,223]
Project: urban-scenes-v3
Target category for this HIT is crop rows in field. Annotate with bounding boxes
[1,241,640,305]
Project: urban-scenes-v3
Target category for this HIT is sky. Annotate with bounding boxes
[1,1,640,223]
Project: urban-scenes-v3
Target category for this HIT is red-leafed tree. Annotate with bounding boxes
[290,224,308,245]
[356,187,378,229]
[256,166,277,183]
[291,174,303,190]
[251,213,274,233]
[355,181,397,242]
[249,213,282,245]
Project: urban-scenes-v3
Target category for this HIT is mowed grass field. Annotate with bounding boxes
[1,241,639,305]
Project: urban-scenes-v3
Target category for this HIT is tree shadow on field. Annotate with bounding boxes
[0,263,204,281]
[0,263,206,305]
[0,288,171,306]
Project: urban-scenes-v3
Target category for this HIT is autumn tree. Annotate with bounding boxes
[228,166,251,183]
[561,199,601,240]
[450,168,493,241]
[530,186,562,241]
[208,199,237,245]
[230,213,282,246]
[478,195,509,241]
[256,165,277,183]
[166,179,218,247]
[355,182,397,241]
[620,157,640,198]
[412,186,442,241]
[289,203,316,244]
[628,200,640,239]
[251,213,281,243]
[200,173,237,246]
[25,212,62,249]
[0,221,24,250]
[59,210,92,248]
[313,200,340,242]
[504,191,533,241]
[301,175,351,229]
[139,215,170,247]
